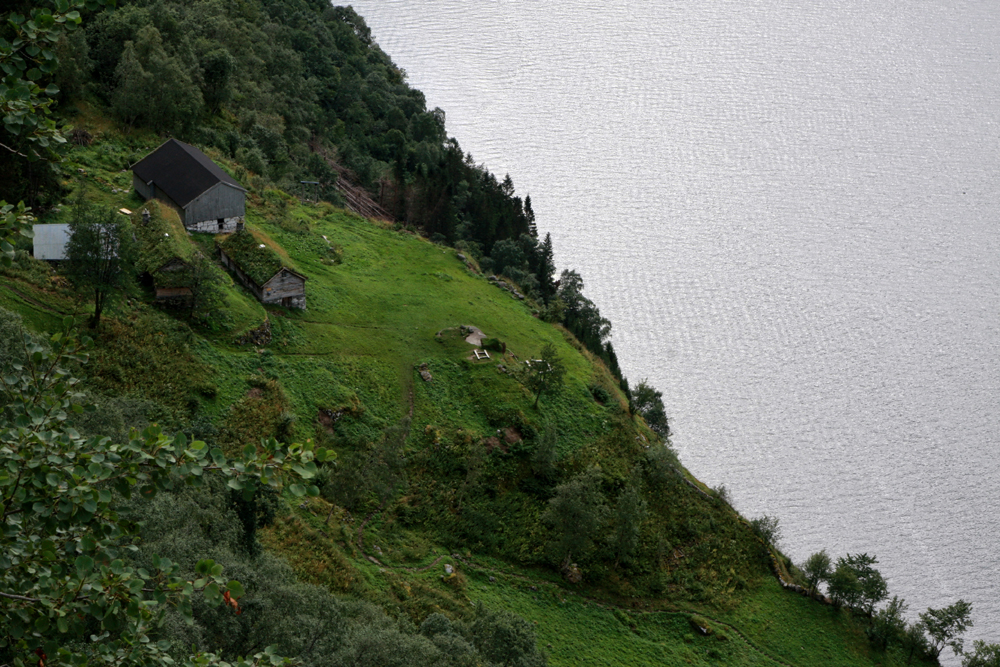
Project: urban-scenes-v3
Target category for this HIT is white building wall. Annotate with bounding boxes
[32,224,71,260]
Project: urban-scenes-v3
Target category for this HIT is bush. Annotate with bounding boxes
[480,337,504,353]
[749,515,781,547]
[802,549,831,594]
[542,467,609,566]
[588,383,611,404]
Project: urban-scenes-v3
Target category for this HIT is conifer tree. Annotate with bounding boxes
[538,232,556,303]
[525,194,537,237]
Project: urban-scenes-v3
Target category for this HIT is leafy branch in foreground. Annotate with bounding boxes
[0,200,35,266]
[1,1,116,161]
[0,319,329,667]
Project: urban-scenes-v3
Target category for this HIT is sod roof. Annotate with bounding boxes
[218,228,285,286]
[134,202,195,287]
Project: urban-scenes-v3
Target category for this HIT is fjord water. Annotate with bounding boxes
[351,0,1000,650]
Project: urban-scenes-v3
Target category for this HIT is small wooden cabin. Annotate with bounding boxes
[132,139,247,233]
[148,257,194,301]
[133,202,196,301]
[218,230,306,309]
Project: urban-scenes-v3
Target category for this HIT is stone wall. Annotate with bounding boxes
[187,216,243,233]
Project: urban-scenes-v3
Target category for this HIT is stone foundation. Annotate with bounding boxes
[187,216,244,233]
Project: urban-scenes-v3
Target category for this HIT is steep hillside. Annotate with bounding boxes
[0,121,937,667]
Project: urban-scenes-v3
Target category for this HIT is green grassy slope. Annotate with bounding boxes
[0,125,934,667]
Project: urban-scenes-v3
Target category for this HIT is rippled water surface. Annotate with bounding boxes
[350,0,1000,653]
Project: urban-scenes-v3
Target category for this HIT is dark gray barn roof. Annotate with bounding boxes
[132,139,246,207]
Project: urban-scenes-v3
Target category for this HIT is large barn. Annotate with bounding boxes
[132,139,247,233]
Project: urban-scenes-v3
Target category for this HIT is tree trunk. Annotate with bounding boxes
[89,288,104,328]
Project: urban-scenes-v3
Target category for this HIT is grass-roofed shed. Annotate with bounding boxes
[218,228,306,309]
[134,202,197,299]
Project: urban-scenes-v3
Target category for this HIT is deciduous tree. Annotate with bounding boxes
[920,599,974,659]
[901,622,930,666]
[0,321,323,667]
[631,379,670,440]
[963,640,1000,667]
[802,549,831,595]
[521,342,566,410]
[610,481,647,565]
[65,203,138,328]
[867,596,908,651]
[542,467,608,567]
[111,24,203,133]
[749,515,782,548]
[827,553,887,617]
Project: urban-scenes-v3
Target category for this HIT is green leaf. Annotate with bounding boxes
[195,559,214,575]
[211,448,227,466]
[75,555,93,575]
[178,598,193,624]
[227,580,245,597]
[204,582,222,607]
[288,483,306,497]
[34,616,50,632]
[306,485,320,497]
[56,615,68,633]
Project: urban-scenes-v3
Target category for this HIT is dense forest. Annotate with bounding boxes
[2,0,631,393]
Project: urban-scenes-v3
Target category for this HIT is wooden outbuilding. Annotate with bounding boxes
[32,223,71,261]
[218,229,307,309]
[133,201,196,301]
[132,139,247,233]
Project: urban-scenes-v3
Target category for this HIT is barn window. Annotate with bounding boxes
[217,218,225,230]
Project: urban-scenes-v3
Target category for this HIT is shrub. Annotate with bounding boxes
[542,467,609,566]
[589,383,611,404]
[749,515,781,547]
